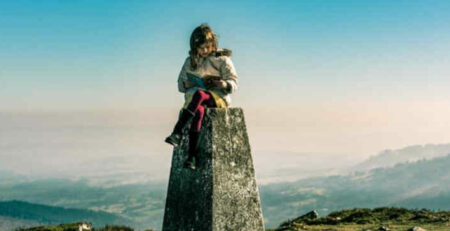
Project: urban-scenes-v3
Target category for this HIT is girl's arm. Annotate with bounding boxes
[219,56,238,94]
[177,58,195,93]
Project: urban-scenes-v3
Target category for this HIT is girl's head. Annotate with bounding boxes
[189,24,218,69]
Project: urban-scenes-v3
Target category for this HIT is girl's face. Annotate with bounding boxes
[197,42,213,58]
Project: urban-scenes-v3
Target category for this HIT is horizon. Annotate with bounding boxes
[1,107,449,185]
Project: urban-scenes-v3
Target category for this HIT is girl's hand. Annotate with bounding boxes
[207,79,228,90]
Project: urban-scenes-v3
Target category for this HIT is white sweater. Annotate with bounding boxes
[177,54,238,106]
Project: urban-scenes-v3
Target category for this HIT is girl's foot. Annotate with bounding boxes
[183,157,196,170]
[165,109,196,147]
[165,133,181,146]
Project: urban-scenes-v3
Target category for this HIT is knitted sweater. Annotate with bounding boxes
[177,52,238,107]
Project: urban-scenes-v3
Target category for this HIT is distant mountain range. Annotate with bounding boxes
[0,143,448,230]
[0,179,165,230]
[350,143,450,172]
[259,153,450,227]
[0,200,131,230]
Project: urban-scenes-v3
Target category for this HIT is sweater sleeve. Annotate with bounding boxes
[177,57,190,93]
[220,56,238,94]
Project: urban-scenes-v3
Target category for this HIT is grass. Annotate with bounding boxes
[15,207,450,231]
[268,223,449,231]
[270,207,450,231]
[16,224,135,231]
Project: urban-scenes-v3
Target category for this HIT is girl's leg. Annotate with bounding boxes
[187,90,216,131]
[186,90,216,117]
[190,104,205,132]
[184,90,216,169]
[165,108,195,146]
[184,129,200,170]
[165,90,215,147]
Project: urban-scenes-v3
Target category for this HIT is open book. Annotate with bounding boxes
[186,72,222,89]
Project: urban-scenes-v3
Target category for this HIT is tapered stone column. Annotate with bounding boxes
[162,108,265,231]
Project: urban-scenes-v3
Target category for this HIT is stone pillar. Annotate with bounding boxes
[162,108,265,231]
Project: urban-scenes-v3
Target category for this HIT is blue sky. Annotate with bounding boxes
[1,1,450,179]
[1,0,449,110]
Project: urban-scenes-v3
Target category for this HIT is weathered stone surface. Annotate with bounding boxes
[162,108,265,231]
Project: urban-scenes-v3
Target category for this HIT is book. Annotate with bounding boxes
[186,72,222,89]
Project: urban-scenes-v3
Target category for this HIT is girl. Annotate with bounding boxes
[165,24,238,170]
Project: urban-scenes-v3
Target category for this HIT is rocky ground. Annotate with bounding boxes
[268,207,449,231]
[15,207,449,231]
[268,224,448,231]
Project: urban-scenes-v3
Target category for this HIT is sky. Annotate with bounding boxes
[1,0,450,183]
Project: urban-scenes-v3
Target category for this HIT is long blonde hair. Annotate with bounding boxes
[188,24,233,70]
[188,24,218,70]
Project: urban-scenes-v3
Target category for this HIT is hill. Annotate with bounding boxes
[0,200,131,230]
[1,146,449,229]
[0,179,165,230]
[16,223,135,231]
[351,143,450,172]
[272,207,450,231]
[16,207,449,231]
[259,154,450,228]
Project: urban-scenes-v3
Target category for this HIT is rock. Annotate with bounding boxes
[162,108,265,231]
[299,210,319,220]
[408,227,427,231]
[78,222,91,231]
[291,210,320,225]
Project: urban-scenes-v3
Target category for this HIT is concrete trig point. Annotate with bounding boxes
[163,108,265,231]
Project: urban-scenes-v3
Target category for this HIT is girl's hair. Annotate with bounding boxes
[189,24,232,70]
